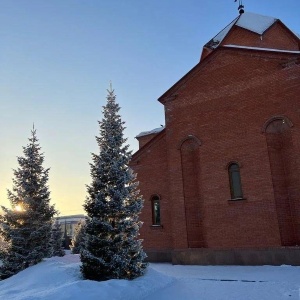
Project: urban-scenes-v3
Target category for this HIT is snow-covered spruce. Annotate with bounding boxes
[0,128,56,280]
[70,220,85,254]
[80,88,147,281]
[51,220,65,257]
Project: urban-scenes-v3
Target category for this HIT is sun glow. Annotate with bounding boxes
[15,204,23,212]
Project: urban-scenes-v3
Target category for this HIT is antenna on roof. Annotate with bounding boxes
[234,0,245,14]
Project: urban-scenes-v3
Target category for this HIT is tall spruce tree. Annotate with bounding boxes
[0,128,56,279]
[70,220,85,254]
[80,87,147,281]
[50,220,65,257]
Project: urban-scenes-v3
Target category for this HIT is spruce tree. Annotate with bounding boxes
[0,128,56,279]
[80,87,147,281]
[0,234,8,260]
[50,220,65,257]
[70,220,85,254]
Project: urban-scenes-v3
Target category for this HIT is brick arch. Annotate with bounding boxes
[262,115,293,133]
[224,160,242,170]
[180,136,205,248]
[263,116,299,246]
[177,135,202,150]
[149,193,161,200]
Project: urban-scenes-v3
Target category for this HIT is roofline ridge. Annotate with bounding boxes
[204,16,240,49]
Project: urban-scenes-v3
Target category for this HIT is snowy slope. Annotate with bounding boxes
[0,254,300,300]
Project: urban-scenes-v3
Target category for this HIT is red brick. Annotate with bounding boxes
[130,16,300,255]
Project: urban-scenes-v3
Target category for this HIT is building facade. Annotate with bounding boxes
[130,12,300,265]
[56,214,85,249]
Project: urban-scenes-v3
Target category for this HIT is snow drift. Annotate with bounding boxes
[0,254,300,300]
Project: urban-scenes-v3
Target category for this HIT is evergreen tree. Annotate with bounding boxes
[0,128,56,279]
[50,220,65,257]
[80,87,147,281]
[0,233,8,261]
[70,220,85,254]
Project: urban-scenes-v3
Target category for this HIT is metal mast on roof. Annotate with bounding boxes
[234,0,245,14]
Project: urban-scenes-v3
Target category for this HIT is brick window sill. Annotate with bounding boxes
[228,198,247,202]
[150,225,163,229]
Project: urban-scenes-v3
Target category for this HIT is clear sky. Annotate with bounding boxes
[1,0,299,216]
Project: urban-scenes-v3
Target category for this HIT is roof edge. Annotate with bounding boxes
[136,126,165,138]
[223,44,300,54]
[158,48,222,104]
[204,16,240,50]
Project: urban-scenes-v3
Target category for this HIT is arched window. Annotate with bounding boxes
[228,163,243,199]
[151,195,161,225]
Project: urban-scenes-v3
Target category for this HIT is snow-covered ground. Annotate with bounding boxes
[0,254,300,300]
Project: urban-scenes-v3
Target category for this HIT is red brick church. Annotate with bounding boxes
[130,11,300,265]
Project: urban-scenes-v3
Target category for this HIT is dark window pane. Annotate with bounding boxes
[152,197,161,225]
[229,164,239,171]
[231,171,243,198]
[66,223,72,236]
[229,163,243,199]
[154,201,160,224]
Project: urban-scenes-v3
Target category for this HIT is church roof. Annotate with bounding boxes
[206,12,278,49]
[158,11,299,104]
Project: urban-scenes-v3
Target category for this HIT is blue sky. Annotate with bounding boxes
[1,0,299,215]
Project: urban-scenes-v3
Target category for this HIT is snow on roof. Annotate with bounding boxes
[236,12,277,35]
[136,126,165,138]
[224,44,300,54]
[206,12,278,49]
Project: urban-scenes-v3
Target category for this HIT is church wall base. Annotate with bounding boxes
[145,248,300,266]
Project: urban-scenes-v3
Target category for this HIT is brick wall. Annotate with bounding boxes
[131,24,300,253]
[221,22,300,51]
[131,131,172,251]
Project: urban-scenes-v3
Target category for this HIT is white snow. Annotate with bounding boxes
[224,44,300,54]
[1,254,300,300]
[236,12,277,35]
[136,126,165,138]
